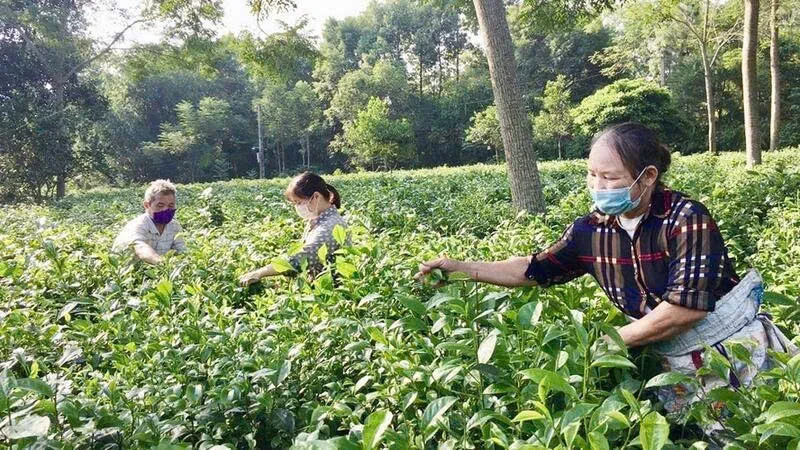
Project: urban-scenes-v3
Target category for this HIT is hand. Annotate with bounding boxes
[591,334,623,356]
[239,270,264,287]
[414,257,458,285]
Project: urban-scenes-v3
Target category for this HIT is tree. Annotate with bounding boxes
[406,3,440,96]
[415,51,493,167]
[466,105,504,161]
[441,9,470,85]
[533,75,573,159]
[327,59,411,125]
[313,16,375,105]
[308,0,481,168]
[660,0,741,154]
[0,10,111,201]
[144,97,232,183]
[234,23,319,86]
[743,0,761,167]
[510,0,616,107]
[254,80,324,173]
[770,0,781,151]
[335,97,415,169]
[472,0,544,213]
[516,29,612,107]
[571,78,687,148]
[291,81,323,167]
[516,0,617,33]
[603,0,741,155]
[100,37,257,182]
[0,0,221,199]
[256,84,297,174]
[313,0,465,102]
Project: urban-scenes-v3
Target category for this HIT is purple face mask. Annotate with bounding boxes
[151,208,176,225]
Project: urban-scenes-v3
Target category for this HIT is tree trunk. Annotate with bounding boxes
[659,48,668,86]
[455,51,460,83]
[53,81,68,199]
[557,138,562,160]
[274,140,281,174]
[257,104,265,178]
[770,0,781,152]
[300,138,305,167]
[437,46,443,97]
[743,0,761,167]
[281,142,286,172]
[56,174,66,199]
[472,0,545,213]
[306,134,311,167]
[418,62,424,96]
[699,46,718,154]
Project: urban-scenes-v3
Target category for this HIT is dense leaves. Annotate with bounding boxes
[7,0,800,202]
[1,150,800,448]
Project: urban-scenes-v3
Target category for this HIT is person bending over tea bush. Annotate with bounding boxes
[240,172,349,286]
[112,179,187,265]
[417,122,797,439]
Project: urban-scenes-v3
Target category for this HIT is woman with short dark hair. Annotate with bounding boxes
[417,122,796,429]
[240,172,347,285]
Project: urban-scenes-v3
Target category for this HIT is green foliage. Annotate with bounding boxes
[750,189,800,314]
[327,59,411,125]
[142,97,234,183]
[512,21,613,107]
[335,97,416,170]
[9,0,800,199]
[466,105,504,159]
[1,150,800,448]
[571,78,688,147]
[533,75,575,159]
[468,75,579,162]
[98,36,259,183]
[516,0,617,33]
[255,80,324,172]
[0,0,225,200]
[234,25,318,85]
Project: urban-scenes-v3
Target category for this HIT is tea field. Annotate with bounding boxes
[2,150,800,449]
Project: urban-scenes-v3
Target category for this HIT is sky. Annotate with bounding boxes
[87,0,373,47]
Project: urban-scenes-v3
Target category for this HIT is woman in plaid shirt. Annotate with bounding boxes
[418,122,795,431]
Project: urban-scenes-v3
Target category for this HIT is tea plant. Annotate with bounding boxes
[1,150,800,449]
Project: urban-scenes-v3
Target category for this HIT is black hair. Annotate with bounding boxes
[591,122,672,188]
[285,172,341,209]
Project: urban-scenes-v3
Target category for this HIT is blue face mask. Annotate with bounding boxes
[589,168,650,216]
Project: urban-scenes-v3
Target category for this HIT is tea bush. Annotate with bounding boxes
[1,150,800,449]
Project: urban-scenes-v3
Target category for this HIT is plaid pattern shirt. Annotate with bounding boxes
[525,189,740,317]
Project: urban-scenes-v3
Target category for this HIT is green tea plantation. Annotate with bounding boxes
[2,150,800,449]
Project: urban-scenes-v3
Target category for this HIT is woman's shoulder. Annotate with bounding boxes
[316,206,347,228]
[568,214,604,234]
[661,189,714,221]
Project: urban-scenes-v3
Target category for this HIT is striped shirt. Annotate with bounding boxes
[525,189,739,317]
